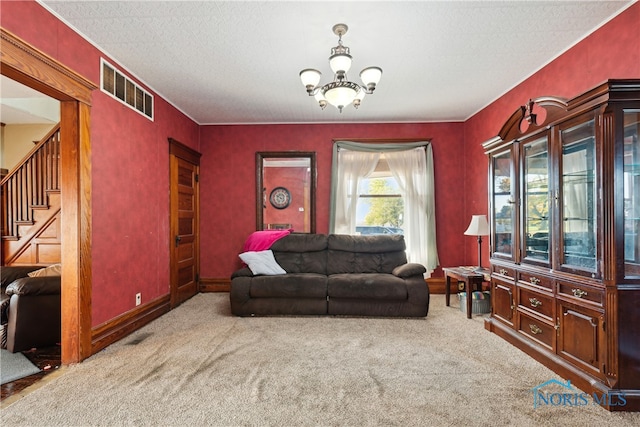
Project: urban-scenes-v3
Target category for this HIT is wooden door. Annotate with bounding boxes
[556,299,605,379]
[492,279,516,327]
[169,139,201,308]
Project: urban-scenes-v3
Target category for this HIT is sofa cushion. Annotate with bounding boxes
[327,234,408,275]
[271,233,328,252]
[328,273,408,300]
[328,234,406,253]
[249,273,327,299]
[239,250,286,275]
[272,234,328,274]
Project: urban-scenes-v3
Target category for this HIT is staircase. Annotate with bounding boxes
[1,124,62,265]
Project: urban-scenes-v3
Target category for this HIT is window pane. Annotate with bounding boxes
[356,177,404,235]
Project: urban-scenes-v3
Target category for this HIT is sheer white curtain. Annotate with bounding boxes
[386,146,438,272]
[333,149,380,234]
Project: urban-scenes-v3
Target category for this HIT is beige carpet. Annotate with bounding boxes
[1,293,638,426]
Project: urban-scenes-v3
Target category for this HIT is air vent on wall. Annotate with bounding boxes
[101,59,153,120]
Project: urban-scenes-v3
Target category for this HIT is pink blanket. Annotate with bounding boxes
[242,229,292,252]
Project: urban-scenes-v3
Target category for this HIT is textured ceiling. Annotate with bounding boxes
[28,1,636,124]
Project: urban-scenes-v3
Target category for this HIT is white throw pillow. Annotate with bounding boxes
[27,263,62,277]
[239,250,286,276]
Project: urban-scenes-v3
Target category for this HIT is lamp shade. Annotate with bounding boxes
[329,53,352,74]
[464,215,490,236]
[300,69,322,88]
[324,84,358,110]
[360,66,382,87]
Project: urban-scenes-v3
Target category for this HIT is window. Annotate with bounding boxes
[101,59,154,120]
[356,156,404,235]
[330,141,439,273]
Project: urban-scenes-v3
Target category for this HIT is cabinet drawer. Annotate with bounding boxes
[517,286,554,320]
[518,311,555,350]
[517,271,552,290]
[557,281,603,306]
[492,265,515,281]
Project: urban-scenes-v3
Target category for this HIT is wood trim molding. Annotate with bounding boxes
[200,277,231,292]
[0,28,97,103]
[168,137,202,163]
[91,295,171,354]
[426,277,449,294]
[1,26,96,364]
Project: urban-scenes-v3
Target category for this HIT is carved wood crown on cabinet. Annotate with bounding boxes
[483,79,640,412]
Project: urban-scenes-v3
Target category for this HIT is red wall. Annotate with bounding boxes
[462,2,640,268]
[2,1,638,330]
[1,1,200,326]
[199,123,466,278]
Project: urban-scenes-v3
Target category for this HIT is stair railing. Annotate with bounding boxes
[1,124,61,240]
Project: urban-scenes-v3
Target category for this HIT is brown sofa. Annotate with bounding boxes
[1,265,61,352]
[230,234,429,317]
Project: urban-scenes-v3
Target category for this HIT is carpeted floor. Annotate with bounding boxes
[0,349,40,385]
[1,293,639,426]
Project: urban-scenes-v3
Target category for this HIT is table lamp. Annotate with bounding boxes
[464,214,490,272]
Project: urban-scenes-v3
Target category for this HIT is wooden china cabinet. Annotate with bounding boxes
[483,80,640,411]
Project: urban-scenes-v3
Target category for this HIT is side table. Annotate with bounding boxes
[443,267,490,319]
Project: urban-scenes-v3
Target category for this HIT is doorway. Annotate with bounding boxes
[1,28,96,363]
[169,138,201,308]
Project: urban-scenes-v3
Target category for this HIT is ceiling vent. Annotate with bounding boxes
[101,59,153,120]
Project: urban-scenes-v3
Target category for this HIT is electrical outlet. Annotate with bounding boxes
[135,293,141,306]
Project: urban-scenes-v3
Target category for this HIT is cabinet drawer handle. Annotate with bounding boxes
[529,298,542,308]
[529,277,541,285]
[499,269,509,276]
[529,324,543,335]
[572,288,588,298]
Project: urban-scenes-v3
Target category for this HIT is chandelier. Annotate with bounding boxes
[299,23,382,113]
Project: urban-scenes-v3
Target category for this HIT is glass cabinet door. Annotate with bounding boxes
[522,136,550,265]
[560,119,597,273]
[624,110,640,278]
[491,149,516,259]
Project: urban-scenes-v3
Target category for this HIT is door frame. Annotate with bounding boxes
[1,28,96,363]
[168,138,201,308]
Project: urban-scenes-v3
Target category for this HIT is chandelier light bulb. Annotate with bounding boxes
[299,23,381,113]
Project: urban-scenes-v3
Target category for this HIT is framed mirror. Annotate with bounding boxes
[256,152,316,233]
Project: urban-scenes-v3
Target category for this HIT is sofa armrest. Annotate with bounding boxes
[0,265,43,288]
[392,263,426,278]
[6,276,61,297]
[231,267,254,279]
